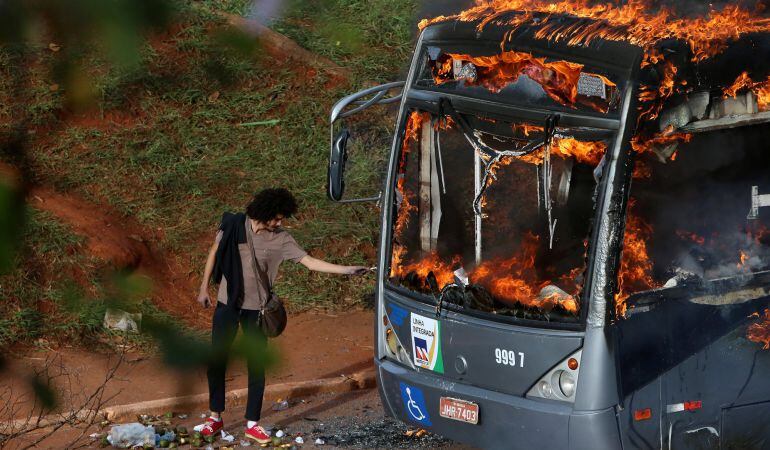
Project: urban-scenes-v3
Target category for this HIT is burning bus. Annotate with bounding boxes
[327,2,770,448]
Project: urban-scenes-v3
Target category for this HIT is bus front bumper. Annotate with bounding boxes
[376,359,622,450]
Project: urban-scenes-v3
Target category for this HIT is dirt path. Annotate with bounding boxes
[5,309,374,418]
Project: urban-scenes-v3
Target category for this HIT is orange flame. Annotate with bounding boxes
[676,230,706,246]
[616,200,657,317]
[724,71,755,98]
[724,72,770,111]
[748,309,770,349]
[419,1,770,64]
[738,250,750,269]
[512,123,544,136]
[553,138,606,166]
[638,50,682,123]
[392,250,461,289]
[390,244,406,279]
[435,51,615,111]
[390,232,581,314]
[471,233,579,313]
[515,138,607,166]
[394,111,431,238]
[420,1,770,125]
[631,127,692,156]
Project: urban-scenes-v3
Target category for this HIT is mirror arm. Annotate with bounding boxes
[330,81,405,124]
[328,81,404,204]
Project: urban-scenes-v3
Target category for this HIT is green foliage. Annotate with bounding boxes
[272,0,417,81]
[1,0,418,351]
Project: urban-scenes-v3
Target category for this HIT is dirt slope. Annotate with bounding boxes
[29,185,211,329]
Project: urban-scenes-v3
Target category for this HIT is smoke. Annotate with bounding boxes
[637,123,770,288]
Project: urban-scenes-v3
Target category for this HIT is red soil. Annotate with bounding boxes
[29,185,211,329]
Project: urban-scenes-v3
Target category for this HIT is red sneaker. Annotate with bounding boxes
[200,417,223,437]
[245,424,271,444]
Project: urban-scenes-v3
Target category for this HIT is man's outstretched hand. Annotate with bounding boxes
[197,289,211,308]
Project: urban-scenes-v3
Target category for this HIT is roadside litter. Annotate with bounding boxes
[93,410,336,449]
[103,309,142,332]
[272,399,290,411]
[107,423,154,448]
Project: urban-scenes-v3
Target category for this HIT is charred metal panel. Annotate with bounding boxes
[617,279,770,397]
[582,51,642,330]
[618,379,662,450]
[660,324,770,449]
[722,402,770,449]
[618,282,770,448]
[420,12,642,75]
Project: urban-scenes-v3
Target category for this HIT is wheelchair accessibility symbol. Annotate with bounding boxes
[399,382,431,426]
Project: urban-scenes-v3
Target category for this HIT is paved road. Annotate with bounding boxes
[242,388,477,449]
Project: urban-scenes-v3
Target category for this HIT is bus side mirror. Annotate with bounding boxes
[328,128,350,202]
[327,81,404,204]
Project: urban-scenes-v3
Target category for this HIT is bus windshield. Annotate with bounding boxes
[388,109,613,324]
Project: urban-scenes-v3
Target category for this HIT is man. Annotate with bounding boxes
[196,188,367,443]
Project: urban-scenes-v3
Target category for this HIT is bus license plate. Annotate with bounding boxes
[439,397,479,424]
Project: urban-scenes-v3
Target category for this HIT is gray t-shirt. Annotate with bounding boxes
[215,223,307,310]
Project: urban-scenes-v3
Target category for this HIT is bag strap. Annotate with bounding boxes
[245,217,272,293]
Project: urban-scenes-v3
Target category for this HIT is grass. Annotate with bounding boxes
[0,0,417,345]
[0,209,204,350]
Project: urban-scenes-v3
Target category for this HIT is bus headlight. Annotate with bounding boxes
[558,370,576,397]
[538,380,553,398]
[527,349,582,403]
[381,323,415,369]
[385,328,399,355]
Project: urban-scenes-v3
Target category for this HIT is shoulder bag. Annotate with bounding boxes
[245,218,288,337]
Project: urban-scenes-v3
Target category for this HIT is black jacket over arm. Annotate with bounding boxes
[212,212,247,308]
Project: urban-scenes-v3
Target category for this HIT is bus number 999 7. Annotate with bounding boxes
[495,348,524,368]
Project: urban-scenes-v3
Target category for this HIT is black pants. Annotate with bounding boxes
[207,302,266,421]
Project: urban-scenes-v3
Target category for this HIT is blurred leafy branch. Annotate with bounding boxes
[0,0,270,433]
[0,0,414,440]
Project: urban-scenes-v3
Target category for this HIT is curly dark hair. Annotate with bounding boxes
[245,188,299,222]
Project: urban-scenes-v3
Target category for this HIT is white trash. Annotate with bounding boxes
[108,423,154,448]
[295,436,304,444]
[103,309,141,332]
[221,430,235,442]
[275,430,285,438]
[315,438,325,445]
